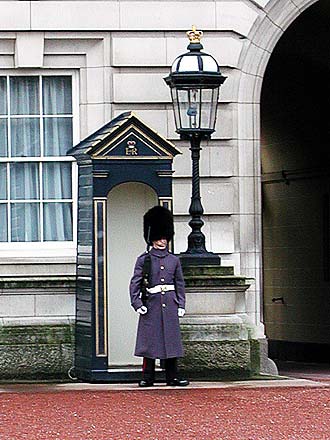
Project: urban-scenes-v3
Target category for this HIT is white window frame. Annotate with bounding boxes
[0,69,79,261]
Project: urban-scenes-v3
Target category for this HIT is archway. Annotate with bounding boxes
[261,0,330,362]
[107,182,158,367]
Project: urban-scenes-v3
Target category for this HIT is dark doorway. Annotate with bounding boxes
[261,0,330,363]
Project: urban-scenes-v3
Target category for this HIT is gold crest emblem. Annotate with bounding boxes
[125,140,138,156]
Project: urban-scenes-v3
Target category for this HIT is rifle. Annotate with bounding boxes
[140,254,151,306]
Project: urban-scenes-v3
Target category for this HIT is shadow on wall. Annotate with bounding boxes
[260,0,330,361]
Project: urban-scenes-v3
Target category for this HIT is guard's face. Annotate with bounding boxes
[152,238,168,249]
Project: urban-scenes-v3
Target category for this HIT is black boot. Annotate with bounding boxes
[139,357,155,387]
[139,379,154,387]
[165,358,189,386]
[166,378,189,386]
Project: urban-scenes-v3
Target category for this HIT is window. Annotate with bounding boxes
[0,75,75,243]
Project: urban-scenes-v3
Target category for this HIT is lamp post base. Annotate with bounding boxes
[179,252,221,267]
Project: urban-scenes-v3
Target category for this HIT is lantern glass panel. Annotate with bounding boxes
[179,56,200,72]
[201,55,218,73]
[171,88,180,130]
[209,88,219,130]
[176,88,202,130]
[200,88,219,130]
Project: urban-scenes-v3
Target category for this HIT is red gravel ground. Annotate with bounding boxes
[0,387,329,440]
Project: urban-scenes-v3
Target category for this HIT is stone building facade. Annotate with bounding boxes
[0,0,328,379]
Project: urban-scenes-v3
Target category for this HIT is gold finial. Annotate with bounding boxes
[186,25,203,44]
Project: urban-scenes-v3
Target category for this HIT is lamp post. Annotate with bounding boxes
[164,26,226,266]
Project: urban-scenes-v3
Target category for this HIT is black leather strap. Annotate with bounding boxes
[141,254,151,305]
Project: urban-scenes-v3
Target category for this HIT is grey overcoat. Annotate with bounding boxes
[129,247,185,359]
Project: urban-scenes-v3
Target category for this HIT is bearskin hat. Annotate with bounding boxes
[143,206,174,244]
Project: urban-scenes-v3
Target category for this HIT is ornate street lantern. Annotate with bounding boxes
[165,26,226,139]
[164,26,226,265]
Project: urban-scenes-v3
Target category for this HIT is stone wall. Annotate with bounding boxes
[0,279,75,380]
[0,324,74,381]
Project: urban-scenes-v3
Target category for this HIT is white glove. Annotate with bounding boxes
[137,306,148,315]
[178,308,185,317]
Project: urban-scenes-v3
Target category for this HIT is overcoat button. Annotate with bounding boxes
[160,278,165,282]
[160,266,165,270]
[162,304,166,308]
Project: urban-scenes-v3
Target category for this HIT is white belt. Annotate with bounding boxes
[147,284,175,294]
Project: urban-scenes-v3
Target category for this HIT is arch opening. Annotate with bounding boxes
[261,0,330,363]
[107,182,158,367]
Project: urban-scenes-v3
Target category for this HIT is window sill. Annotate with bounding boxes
[0,243,77,264]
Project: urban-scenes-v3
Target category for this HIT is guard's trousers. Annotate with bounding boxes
[142,357,177,383]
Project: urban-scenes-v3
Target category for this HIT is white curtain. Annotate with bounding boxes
[41,77,73,240]
[0,77,6,115]
[11,203,40,242]
[43,162,72,241]
[10,162,39,200]
[0,163,7,241]
[43,162,71,199]
[10,163,40,242]
[0,204,7,241]
[10,75,40,157]
[43,76,72,156]
[43,76,72,115]
[43,203,72,241]
[10,77,39,115]
[6,76,73,242]
[44,117,72,156]
[0,78,8,239]
[0,119,7,157]
[11,118,40,157]
[9,78,41,240]
[0,163,6,199]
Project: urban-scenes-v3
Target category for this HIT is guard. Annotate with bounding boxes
[129,206,189,387]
